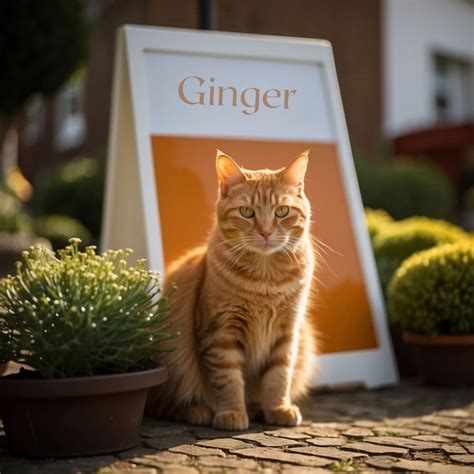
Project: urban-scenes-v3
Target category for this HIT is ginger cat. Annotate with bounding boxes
[146,150,317,430]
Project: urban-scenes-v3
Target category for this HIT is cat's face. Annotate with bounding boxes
[215,151,311,255]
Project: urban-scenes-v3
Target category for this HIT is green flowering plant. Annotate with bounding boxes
[0,239,177,379]
[388,241,474,336]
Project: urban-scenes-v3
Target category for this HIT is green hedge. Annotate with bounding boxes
[372,217,468,292]
[356,160,455,220]
[388,241,474,335]
[33,157,105,238]
[34,214,92,250]
[0,187,32,233]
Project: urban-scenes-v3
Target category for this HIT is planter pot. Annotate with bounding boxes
[390,325,418,378]
[403,332,474,386]
[0,366,167,457]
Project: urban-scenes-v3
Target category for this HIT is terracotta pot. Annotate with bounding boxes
[0,366,167,457]
[389,325,418,378]
[403,332,474,386]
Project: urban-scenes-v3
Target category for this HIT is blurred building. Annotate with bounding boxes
[15,0,474,184]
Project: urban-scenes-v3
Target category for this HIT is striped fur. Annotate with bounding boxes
[146,150,317,430]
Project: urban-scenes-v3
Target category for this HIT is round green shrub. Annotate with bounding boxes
[33,157,105,238]
[373,217,468,292]
[388,241,474,335]
[356,159,455,220]
[0,187,32,233]
[34,214,93,250]
[0,239,177,378]
[365,208,393,241]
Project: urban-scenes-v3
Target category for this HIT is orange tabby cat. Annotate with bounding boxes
[146,150,317,430]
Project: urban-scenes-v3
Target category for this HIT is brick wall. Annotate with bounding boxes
[17,0,382,182]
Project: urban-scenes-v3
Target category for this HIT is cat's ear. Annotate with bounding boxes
[216,150,245,196]
[280,150,309,188]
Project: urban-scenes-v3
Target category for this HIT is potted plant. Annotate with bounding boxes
[0,239,176,457]
[370,215,468,378]
[387,241,474,386]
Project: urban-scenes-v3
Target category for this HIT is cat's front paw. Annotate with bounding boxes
[265,405,302,426]
[213,410,249,430]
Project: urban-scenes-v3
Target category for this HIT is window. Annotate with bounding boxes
[54,79,87,152]
[433,53,474,125]
[22,96,45,146]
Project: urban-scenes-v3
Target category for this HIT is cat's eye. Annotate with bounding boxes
[275,206,290,218]
[239,206,255,218]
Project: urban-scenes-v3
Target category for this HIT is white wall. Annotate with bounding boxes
[383,0,474,136]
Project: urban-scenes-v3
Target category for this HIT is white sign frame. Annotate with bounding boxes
[102,25,398,388]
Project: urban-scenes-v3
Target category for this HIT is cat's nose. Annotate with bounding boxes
[260,230,272,242]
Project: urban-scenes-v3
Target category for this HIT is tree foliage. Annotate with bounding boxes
[0,0,88,117]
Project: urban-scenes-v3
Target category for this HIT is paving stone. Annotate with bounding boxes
[341,441,408,455]
[116,446,155,459]
[2,382,474,473]
[264,428,311,439]
[234,432,306,447]
[106,469,157,474]
[303,427,340,438]
[373,426,420,436]
[437,409,471,418]
[140,425,185,438]
[33,456,116,474]
[196,437,254,450]
[413,434,452,443]
[105,461,139,470]
[144,435,196,450]
[450,454,474,464]
[440,429,461,438]
[288,446,367,460]
[281,464,332,473]
[413,423,444,434]
[383,416,419,426]
[365,455,474,473]
[353,420,379,428]
[169,444,225,457]
[156,466,198,474]
[232,447,333,467]
[464,443,474,454]
[441,443,468,454]
[197,455,259,469]
[131,452,190,467]
[306,437,346,447]
[413,451,448,463]
[342,427,374,438]
[310,422,349,430]
[192,428,244,439]
[363,435,440,450]
[422,415,464,429]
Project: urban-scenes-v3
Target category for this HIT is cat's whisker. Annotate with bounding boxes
[313,236,342,257]
[221,245,248,282]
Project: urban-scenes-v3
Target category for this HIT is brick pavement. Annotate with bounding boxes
[1,381,473,473]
